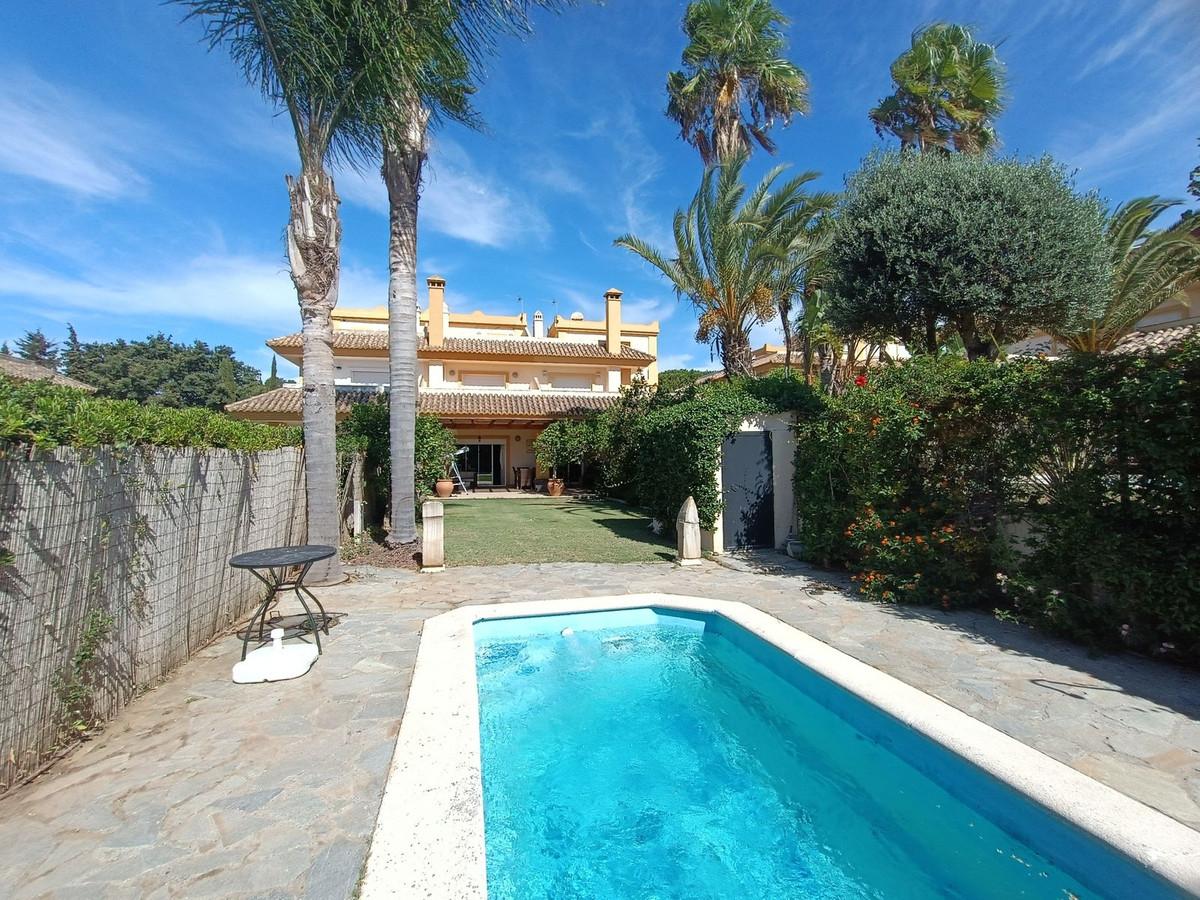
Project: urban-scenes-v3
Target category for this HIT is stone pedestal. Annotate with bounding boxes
[421,500,445,573]
[676,496,702,566]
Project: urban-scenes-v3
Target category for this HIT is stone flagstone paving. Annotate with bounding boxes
[1,558,1197,897]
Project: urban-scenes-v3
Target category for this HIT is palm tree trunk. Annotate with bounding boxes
[778,296,793,374]
[286,168,344,584]
[383,108,428,546]
[721,327,754,378]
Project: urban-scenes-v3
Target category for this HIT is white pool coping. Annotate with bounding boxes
[359,594,1200,898]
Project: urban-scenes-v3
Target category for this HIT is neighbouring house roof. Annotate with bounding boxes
[0,355,97,391]
[332,306,528,328]
[548,314,660,336]
[225,385,618,422]
[696,345,790,383]
[1112,322,1199,354]
[264,332,655,363]
[225,386,380,418]
[418,390,617,419]
[1008,322,1200,359]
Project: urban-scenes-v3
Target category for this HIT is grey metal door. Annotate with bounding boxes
[720,431,774,550]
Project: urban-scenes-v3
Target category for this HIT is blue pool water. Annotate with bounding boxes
[474,609,1180,900]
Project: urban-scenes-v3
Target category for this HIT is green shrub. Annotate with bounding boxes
[337,397,456,509]
[531,418,603,478]
[793,346,1200,661]
[794,356,1036,606]
[597,371,819,529]
[0,376,300,451]
[1003,342,1200,657]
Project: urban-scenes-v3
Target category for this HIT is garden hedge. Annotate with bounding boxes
[793,344,1200,663]
[0,376,300,451]
[596,372,820,530]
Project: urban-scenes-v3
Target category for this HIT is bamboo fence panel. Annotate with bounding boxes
[0,445,306,789]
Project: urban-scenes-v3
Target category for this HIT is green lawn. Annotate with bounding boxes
[441,497,674,566]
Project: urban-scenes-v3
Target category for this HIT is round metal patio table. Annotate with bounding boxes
[229,544,335,660]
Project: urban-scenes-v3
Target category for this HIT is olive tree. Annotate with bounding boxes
[827,151,1109,360]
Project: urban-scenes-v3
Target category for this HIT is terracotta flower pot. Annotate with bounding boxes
[547,478,565,497]
[435,478,454,498]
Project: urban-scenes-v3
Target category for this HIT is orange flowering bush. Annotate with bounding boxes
[794,355,1037,608]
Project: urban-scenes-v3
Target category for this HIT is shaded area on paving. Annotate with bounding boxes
[1,558,1197,898]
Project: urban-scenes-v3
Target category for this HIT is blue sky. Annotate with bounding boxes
[1,0,1197,379]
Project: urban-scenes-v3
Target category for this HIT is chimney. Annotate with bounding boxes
[604,288,622,353]
[532,310,545,339]
[427,276,446,346]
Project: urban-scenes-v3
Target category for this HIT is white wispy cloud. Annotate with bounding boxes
[0,253,388,332]
[622,295,675,324]
[524,156,587,196]
[338,138,549,248]
[1056,61,1200,185]
[0,68,154,199]
[1077,0,1198,77]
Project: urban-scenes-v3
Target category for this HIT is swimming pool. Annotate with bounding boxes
[361,596,1200,899]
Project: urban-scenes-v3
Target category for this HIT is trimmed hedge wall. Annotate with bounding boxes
[793,344,1200,662]
[0,376,300,451]
[597,373,820,529]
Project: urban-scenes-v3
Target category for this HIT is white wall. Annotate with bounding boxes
[702,414,796,554]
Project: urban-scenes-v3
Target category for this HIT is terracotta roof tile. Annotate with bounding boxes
[0,356,97,391]
[226,386,617,419]
[225,386,379,416]
[418,391,617,418]
[265,332,653,362]
[1112,323,1199,354]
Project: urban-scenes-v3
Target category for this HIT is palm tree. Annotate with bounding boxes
[870,23,1005,154]
[666,0,810,166]
[177,0,410,582]
[1048,197,1200,353]
[770,198,835,373]
[378,2,563,546]
[379,5,473,547]
[615,154,815,378]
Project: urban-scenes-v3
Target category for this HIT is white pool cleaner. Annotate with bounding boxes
[232,628,319,684]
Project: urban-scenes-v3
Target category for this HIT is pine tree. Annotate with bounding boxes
[61,324,83,376]
[15,329,58,367]
[264,357,283,389]
[216,355,239,405]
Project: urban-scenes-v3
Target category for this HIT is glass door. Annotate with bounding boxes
[457,443,504,487]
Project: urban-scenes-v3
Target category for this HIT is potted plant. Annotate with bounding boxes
[532,421,577,497]
[434,468,454,498]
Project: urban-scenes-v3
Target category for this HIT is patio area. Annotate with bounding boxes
[1,558,1197,897]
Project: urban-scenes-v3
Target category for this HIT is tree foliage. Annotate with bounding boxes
[870,23,1005,154]
[666,0,809,165]
[0,376,298,451]
[531,418,600,478]
[61,332,266,410]
[336,397,455,510]
[15,330,58,366]
[1048,196,1200,352]
[616,153,823,377]
[828,151,1110,360]
[656,368,712,392]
